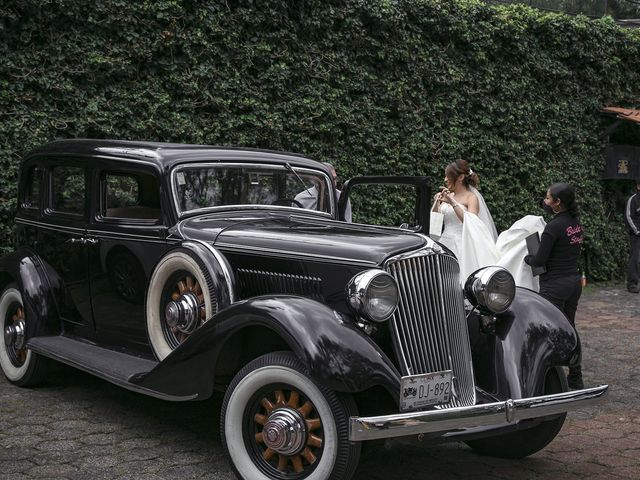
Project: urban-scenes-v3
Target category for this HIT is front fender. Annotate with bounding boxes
[136,295,401,398]
[470,287,579,400]
[0,248,61,337]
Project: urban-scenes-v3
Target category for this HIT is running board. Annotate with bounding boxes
[27,336,197,401]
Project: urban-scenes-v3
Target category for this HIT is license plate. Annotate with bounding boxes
[400,370,453,411]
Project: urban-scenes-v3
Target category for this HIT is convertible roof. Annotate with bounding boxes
[26,139,325,171]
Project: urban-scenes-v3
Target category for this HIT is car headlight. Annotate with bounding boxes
[346,269,399,322]
[464,266,515,314]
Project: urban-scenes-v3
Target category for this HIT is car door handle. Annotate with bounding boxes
[65,237,99,245]
[66,237,85,245]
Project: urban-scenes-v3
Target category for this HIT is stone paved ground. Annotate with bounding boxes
[1,284,638,479]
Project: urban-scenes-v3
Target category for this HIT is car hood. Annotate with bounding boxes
[178,212,426,266]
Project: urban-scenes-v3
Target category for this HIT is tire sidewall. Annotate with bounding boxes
[0,286,33,382]
[146,251,213,360]
[224,364,339,480]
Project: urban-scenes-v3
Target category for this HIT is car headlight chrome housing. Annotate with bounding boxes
[346,269,399,322]
[464,266,515,314]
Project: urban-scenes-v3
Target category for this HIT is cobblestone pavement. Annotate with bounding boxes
[1,284,638,479]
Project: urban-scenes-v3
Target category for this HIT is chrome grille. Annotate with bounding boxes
[386,253,476,408]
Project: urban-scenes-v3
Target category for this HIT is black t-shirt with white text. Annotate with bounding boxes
[525,212,584,281]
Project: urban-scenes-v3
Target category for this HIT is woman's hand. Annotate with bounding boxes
[439,188,455,205]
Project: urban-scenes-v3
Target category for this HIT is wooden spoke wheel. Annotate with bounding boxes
[4,303,27,367]
[221,351,360,480]
[160,271,206,349]
[109,252,146,303]
[250,387,325,476]
[146,249,223,361]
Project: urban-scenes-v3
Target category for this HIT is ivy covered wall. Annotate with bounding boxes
[1,0,639,279]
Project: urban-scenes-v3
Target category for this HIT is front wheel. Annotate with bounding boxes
[465,367,568,458]
[220,351,360,480]
[0,283,48,386]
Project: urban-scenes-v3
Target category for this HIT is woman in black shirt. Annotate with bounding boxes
[525,183,584,389]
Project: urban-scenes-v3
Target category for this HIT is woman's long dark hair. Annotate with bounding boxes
[549,182,579,218]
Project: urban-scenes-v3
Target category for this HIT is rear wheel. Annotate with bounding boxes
[0,284,47,386]
[465,367,568,458]
[221,351,360,480]
[108,251,146,303]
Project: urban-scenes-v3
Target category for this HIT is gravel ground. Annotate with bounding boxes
[1,283,638,479]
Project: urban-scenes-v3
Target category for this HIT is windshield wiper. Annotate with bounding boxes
[285,162,313,197]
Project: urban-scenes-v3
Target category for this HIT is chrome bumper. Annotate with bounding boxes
[349,385,608,442]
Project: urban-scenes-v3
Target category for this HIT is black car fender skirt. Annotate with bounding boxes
[136,295,402,398]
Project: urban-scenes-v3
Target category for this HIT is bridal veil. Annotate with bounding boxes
[457,187,545,290]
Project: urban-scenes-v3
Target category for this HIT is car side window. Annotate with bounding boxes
[51,166,86,215]
[22,166,43,210]
[103,172,161,221]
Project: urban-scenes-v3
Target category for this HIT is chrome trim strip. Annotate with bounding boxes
[384,244,443,263]
[95,146,161,160]
[85,230,167,243]
[215,242,378,267]
[17,219,167,243]
[170,162,335,219]
[349,385,608,441]
[16,218,85,234]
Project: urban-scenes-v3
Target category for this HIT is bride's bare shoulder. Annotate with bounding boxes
[463,190,480,213]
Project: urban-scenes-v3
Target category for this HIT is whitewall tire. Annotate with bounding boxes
[220,352,360,480]
[0,284,47,386]
[146,250,215,360]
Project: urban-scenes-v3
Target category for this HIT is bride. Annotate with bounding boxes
[433,159,544,289]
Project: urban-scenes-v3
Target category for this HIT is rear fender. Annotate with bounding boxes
[470,287,578,400]
[136,295,401,398]
[0,248,61,337]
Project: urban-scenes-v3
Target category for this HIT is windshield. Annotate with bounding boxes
[172,163,334,216]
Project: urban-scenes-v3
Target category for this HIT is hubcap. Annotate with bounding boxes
[4,319,25,350]
[165,292,200,333]
[262,408,307,455]
[3,302,27,367]
[162,274,208,347]
[252,389,324,475]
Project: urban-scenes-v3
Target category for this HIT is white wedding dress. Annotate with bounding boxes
[436,187,544,290]
[438,202,465,260]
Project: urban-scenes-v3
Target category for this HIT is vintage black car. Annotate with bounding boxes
[1,140,607,480]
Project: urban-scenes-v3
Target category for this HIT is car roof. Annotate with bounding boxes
[25,139,327,171]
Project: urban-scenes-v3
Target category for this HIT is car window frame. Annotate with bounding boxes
[18,163,45,217]
[94,166,164,227]
[43,160,89,222]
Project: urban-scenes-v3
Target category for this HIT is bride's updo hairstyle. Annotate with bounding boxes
[549,182,579,218]
[445,159,479,188]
